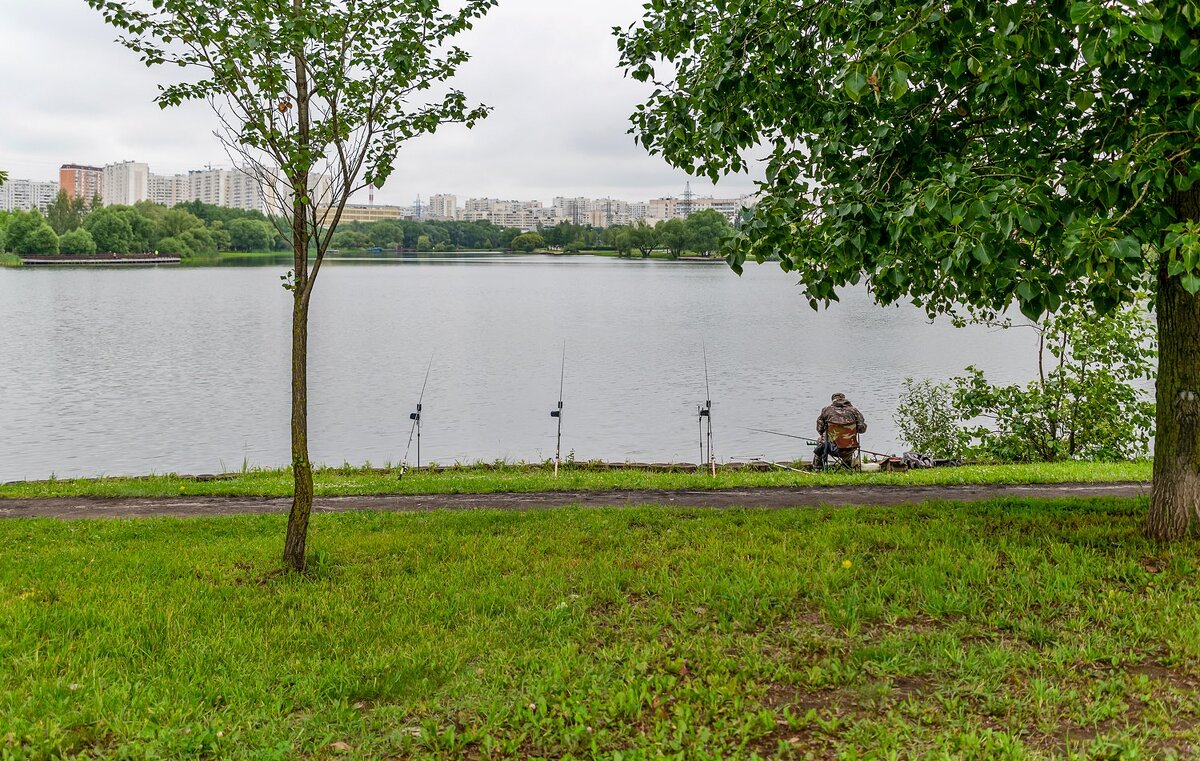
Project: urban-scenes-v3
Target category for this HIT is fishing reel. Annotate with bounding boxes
[697,400,711,419]
[550,400,563,418]
[410,402,422,422]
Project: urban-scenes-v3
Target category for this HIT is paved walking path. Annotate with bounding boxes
[0,482,1150,519]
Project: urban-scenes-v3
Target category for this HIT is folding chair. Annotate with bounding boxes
[817,422,862,472]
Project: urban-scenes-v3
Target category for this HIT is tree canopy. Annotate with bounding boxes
[619,1,1200,538]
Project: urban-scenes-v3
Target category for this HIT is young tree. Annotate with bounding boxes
[620,1,1200,539]
[90,0,495,570]
[46,190,87,235]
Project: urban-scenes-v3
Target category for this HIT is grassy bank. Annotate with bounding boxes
[0,253,21,267]
[0,460,1152,500]
[2,496,1196,758]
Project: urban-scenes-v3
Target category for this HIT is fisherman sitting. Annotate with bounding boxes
[814,392,868,470]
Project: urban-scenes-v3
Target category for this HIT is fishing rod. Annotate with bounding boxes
[398,351,435,480]
[698,344,715,477]
[743,426,895,459]
[550,343,565,478]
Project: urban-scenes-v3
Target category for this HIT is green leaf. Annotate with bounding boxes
[1069,2,1098,24]
[1073,91,1095,111]
[843,70,867,101]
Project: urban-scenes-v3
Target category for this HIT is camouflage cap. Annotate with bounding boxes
[831,392,846,401]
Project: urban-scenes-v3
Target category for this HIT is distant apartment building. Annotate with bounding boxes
[548,196,647,228]
[102,161,150,206]
[188,168,229,207]
[646,194,756,224]
[226,169,267,213]
[427,193,458,221]
[149,173,187,207]
[321,204,405,224]
[0,178,60,213]
[59,164,104,202]
[462,198,557,231]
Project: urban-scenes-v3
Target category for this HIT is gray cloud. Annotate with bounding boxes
[0,0,762,204]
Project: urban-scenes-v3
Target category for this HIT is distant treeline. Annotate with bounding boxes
[330,208,735,259]
[0,193,736,260]
[0,194,284,259]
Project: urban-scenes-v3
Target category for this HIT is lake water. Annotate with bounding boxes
[0,254,1039,481]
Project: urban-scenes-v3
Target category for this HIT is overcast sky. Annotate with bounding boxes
[0,0,763,205]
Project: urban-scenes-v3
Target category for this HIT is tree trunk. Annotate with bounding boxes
[1147,185,1200,541]
[283,0,314,572]
[283,289,314,571]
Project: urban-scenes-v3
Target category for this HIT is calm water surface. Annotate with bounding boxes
[0,255,1038,480]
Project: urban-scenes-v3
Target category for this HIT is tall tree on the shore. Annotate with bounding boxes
[89,0,496,571]
[620,1,1200,539]
[46,191,89,235]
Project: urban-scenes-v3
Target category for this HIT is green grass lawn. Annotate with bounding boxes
[1,496,1196,759]
[0,460,1152,500]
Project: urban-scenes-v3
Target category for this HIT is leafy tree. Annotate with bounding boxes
[178,226,218,257]
[332,229,372,250]
[510,231,544,252]
[58,227,98,255]
[685,208,731,256]
[415,234,433,252]
[91,0,496,571]
[610,228,634,258]
[158,208,205,239]
[620,1,1200,539]
[207,220,233,253]
[626,220,659,258]
[46,191,88,235]
[156,235,188,256]
[3,211,44,254]
[84,207,134,254]
[13,220,59,255]
[657,218,689,259]
[226,218,274,252]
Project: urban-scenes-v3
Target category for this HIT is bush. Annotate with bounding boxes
[58,227,97,255]
[898,303,1156,463]
[952,302,1155,461]
[894,378,965,457]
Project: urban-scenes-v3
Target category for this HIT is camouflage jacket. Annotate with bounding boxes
[816,399,867,434]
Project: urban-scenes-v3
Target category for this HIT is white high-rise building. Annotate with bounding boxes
[427,193,458,221]
[187,168,229,207]
[462,198,556,231]
[102,161,150,206]
[149,173,187,207]
[0,178,60,213]
[226,168,267,213]
[647,194,756,223]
